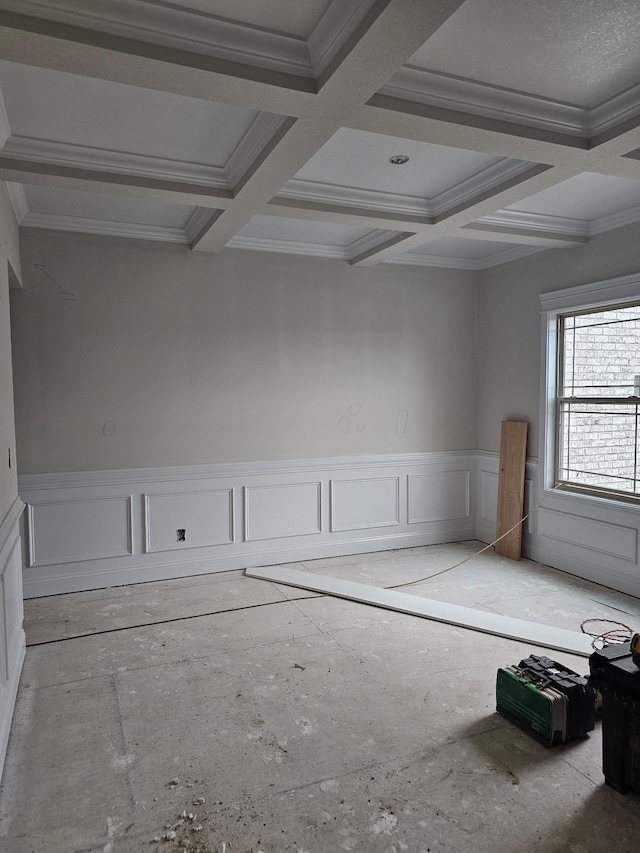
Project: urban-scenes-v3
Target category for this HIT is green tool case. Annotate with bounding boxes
[496,655,595,747]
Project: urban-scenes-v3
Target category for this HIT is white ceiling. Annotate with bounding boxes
[1,0,640,269]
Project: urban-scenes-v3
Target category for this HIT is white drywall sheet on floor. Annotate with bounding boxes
[246,566,593,657]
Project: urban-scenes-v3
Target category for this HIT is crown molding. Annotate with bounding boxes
[19,210,189,243]
[430,159,533,216]
[384,252,480,270]
[385,243,543,271]
[225,234,352,261]
[277,179,431,217]
[590,204,640,236]
[6,182,28,223]
[308,0,376,76]
[589,81,640,135]
[346,228,395,258]
[3,0,314,78]
[225,113,289,189]
[379,66,640,141]
[278,157,534,219]
[2,135,230,188]
[184,207,218,245]
[379,66,590,137]
[476,209,587,237]
[477,203,640,239]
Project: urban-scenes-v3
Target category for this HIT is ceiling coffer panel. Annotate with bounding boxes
[1,0,640,268]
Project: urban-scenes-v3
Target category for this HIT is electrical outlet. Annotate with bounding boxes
[176,529,186,542]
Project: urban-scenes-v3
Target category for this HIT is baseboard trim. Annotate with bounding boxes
[22,526,476,598]
[531,545,640,599]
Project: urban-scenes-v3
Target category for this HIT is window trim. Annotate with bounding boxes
[540,272,640,504]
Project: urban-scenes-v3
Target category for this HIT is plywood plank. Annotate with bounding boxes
[495,421,528,560]
[246,566,593,656]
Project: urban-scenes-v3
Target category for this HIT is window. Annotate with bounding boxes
[557,302,640,497]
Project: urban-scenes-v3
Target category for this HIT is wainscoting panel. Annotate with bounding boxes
[0,498,26,781]
[145,490,233,553]
[479,470,498,526]
[331,477,399,532]
[475,452,640,597]
[408,471,469,524]
[28,496,132,567]
[19,452,477,597]
[244,483,321,542]
[538,508,637,563]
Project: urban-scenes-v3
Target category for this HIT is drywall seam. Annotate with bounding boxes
[245,565,594,656]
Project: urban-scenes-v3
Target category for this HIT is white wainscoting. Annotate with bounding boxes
[476,451,640,598]
[28,496,133,566]
[245,483,321,541]
[331,477,399,532]
[19,452,477,597]
[0,497,25,781]
[145,490,234,552]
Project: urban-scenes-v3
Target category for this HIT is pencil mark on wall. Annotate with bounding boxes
[338,403,365,433]
[102,421,116,437]
[396,410,409,438]
[33,264,77,301]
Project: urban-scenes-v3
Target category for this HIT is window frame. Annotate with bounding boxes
[540,273,640,506]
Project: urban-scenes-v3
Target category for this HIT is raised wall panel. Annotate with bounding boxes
[480,470,499,525]
[538,508,637,562]
[408,471,469,524]
[1,542,22,684]
[28,496,132,566]
[145,490,233,553]
[331,477,399,532]
[244,482,321,541]
[0,500,26,782]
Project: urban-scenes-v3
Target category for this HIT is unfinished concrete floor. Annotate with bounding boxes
[2,542,640,853]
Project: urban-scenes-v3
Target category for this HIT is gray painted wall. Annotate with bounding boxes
[0,182,20,520]
[477,223,640,459]
[11,229,478,474]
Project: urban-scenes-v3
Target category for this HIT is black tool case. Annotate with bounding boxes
[589,642,640,793]
[519,655,595,739]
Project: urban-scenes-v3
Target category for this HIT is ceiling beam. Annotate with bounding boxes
[2,1,637,266]
[350,232,426,266]
[191,0,468,252]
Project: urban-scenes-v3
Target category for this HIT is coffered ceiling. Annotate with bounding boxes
[1,0,640,269]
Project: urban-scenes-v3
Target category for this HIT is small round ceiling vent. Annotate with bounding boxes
[389,154,409,165]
